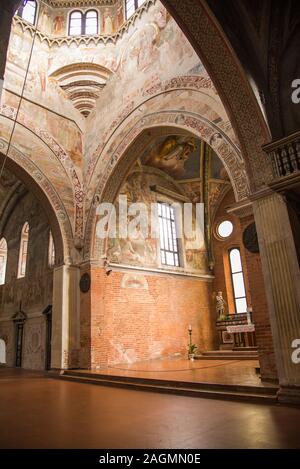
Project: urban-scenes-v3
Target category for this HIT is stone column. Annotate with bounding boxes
[51,264,80,370]
[253,190,300,403]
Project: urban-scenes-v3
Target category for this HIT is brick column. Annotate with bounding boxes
[253,190,300,403]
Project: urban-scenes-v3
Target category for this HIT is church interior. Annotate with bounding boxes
[0,0,300,450]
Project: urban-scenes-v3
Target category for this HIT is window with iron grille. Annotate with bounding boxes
[158,202,180,267]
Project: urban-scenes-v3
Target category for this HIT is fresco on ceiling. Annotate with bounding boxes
[141,135,201,180]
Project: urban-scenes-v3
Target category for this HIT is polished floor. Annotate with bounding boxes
[90,357,271,388]
[0,368,300,449]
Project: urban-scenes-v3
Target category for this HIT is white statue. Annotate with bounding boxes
[215,291,227,319]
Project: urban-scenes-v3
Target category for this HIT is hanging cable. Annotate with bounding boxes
[0,0,41,181]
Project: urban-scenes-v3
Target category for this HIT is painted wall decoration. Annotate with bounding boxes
[2,0,244,256]
[141,135,200,179]
[105,161,209,274]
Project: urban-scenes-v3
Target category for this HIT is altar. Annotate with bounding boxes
[226,323,256,348]
[216,313,257,349]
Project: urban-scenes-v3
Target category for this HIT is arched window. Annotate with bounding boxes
[18,223,29,279]
[0,339,6,364]
[48,231,55,267]
[85,10,98,35]
[17,0,37,26]
[229,248,248,314]
[125,0,145,20]
[69,10,99,36]
[69,10,83,36]
[0,238,8,285]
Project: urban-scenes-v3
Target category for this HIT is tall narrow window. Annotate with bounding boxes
[48,231,55,267]
[158,202,180,267]
[18,223,29,279]
[69,10,99,36]
[69,11,83,36]
[0,238,8,285]
[85,10,98,35]
[125,0,145,20]
[229,248,247,313]
[17,0,37,25]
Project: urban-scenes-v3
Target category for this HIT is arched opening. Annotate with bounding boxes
[0,158,68,371]
[0,238,7,285]
[17,222,29,279]
[48,231,55,268]
[68,9,99,36]
[16,0,37,26]
[87,126,264,376]
[0,338,6,364]
[0,153,68,265]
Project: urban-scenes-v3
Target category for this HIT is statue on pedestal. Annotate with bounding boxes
[215,291,227,320]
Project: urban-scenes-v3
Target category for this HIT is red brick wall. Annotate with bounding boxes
[81,266,215,369]
[212,190,277,381]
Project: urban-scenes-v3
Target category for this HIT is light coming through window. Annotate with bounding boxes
[158,202,180,267]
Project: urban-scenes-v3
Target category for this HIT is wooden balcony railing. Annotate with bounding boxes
[263,132,300,178]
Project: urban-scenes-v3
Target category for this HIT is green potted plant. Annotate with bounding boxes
[188,343,198,360]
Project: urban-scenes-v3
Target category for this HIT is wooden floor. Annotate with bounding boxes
[0,367,299,449]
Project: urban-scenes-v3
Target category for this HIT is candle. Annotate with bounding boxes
[188,324,192,331]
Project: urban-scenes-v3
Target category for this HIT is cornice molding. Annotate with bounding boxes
[42,0,116,8]
[13,0,156,47]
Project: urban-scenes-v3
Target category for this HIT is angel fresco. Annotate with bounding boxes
[144,136,196,178]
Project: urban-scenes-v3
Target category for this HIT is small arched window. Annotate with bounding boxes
[125,1,145,20]
[229,248,248,314]
[48,231,55,268]
[69,10,83,36]
[17,0,37,26]
[0,238,8,285]
[85,10,98,35]
[69,10,99,36]
[18,223,29,279]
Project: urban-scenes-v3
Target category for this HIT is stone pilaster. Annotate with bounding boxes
[51,264,80,370]
[253,190,300,403]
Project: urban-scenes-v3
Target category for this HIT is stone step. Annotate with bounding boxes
[60,370,278,404]
[196,350,258,360]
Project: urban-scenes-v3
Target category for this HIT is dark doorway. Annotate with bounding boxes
[43,305,52,370]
